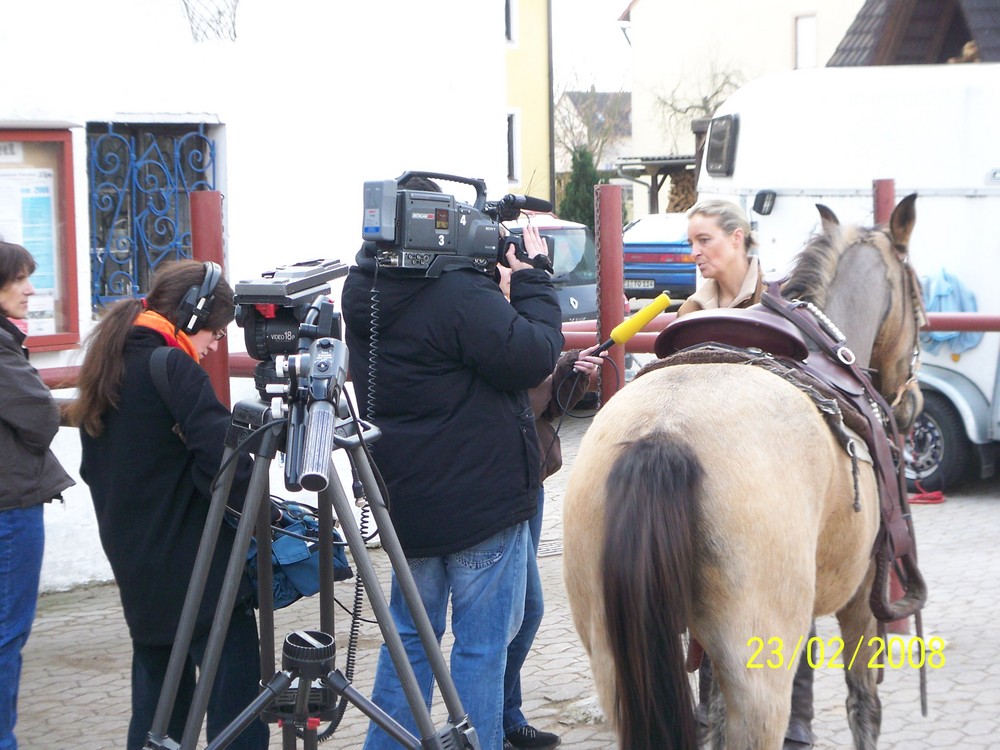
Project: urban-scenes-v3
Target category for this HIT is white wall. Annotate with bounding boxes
[624,0,865,215]
[1,0,510,591]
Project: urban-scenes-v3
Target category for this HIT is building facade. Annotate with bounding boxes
[1,0,514,590]
[620,0,865,214]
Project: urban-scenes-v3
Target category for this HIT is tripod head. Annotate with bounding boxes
[232,259,359,492]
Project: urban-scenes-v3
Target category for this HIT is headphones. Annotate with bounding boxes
[174,261,222,335]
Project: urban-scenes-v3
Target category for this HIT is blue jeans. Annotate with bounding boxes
[0,505,44,750]
[502,489,544,735]
[126,603,268,750]
[363,522,530,750]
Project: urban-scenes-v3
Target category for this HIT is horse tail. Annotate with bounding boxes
[602,432,702,750]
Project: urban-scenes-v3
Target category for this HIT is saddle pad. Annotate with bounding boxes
[638,346,869,440]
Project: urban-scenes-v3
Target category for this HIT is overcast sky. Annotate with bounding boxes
[551,0,632,91]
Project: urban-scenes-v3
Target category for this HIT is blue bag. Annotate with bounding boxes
[146,349,352,609]
[245,499,354,610]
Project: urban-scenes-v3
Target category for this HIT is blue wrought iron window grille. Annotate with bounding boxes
[87,123,217,311]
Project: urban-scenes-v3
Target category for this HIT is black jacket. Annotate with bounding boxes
[342,259,562,557]
[79,327,252,645]
[0,316,74,511]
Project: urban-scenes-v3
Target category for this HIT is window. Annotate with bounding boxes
[87,122,217,310]
[795,15,818,69]
[0,129,79,350]
[505,0,517,43]
[507,113,519,182]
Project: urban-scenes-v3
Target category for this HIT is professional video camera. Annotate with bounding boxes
[361,170,553,277]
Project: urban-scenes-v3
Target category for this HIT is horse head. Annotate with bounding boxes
[784,194,923,433]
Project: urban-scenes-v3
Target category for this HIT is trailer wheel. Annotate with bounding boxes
[904,391,972,492]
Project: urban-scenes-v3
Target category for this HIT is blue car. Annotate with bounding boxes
[622,213,695,302]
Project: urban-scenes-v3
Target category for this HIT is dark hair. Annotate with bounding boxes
[68,259,235,437]
[148,260,235,333]
[0,241,37,288]
[399,175,442,193]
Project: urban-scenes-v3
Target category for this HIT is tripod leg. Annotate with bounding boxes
[146,444,240,747]
[318,470,440,742]
[349,444,467,718]
[339,445,478,747]
[253,483,276,685]
[203,671,293,750]
[179,422,283,749]
[324,669,421,750]
[315,478,338,636]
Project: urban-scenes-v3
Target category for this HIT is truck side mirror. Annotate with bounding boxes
[753,190,776,216]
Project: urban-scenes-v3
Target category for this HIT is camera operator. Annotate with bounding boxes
[67,260,268,750]
[342,178,562,750]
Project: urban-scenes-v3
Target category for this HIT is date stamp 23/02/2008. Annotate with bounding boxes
[746,635,945,671]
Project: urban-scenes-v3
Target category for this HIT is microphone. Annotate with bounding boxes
[593,292,672,355]
[484,194,554,221]
[502,194,553,213]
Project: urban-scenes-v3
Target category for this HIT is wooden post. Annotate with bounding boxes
[595,184,625,403]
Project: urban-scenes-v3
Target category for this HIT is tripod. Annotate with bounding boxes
[143,347,480,749]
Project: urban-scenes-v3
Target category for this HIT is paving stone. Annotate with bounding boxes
[18,414,1000,749]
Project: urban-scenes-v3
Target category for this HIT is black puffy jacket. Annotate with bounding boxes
[79,328,253,645]
[342,258,562,557]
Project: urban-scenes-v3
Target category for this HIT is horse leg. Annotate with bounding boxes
[705,612,810,750]
[711,638,797,750]
[835,567,882,750]
[563,533,618,725]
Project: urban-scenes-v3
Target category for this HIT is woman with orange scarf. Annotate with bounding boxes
[68,260,267,750]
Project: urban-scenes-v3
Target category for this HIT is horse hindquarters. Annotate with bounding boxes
[601,433,702,750]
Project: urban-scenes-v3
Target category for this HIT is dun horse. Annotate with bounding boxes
[563,195,922,750]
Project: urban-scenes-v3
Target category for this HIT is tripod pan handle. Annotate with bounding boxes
[300,400,337,492]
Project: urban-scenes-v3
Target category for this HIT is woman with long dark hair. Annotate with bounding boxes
[0,241,75,750]
[68,259,267,750]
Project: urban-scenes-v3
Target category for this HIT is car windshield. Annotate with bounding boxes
[548,227,596,283]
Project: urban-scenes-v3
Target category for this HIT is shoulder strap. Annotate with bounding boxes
[149,346,176,406]
[150,346,189,444]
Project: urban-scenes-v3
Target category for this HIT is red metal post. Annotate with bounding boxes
[873,178,895,224]
[595,184,625,403]
[190,190,231,408]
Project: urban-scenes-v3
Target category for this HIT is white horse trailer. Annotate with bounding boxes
[696,63,1000,490]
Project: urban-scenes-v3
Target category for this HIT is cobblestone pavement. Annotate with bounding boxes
[20,411,1000,749]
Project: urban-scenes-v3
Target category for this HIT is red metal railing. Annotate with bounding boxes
[44,311,1000,391]
[37,180,1000,392]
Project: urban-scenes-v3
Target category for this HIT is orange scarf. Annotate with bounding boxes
[133,310,200,361]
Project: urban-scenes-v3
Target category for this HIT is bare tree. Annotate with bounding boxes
[554,81,631,172]
[655,64,744,151]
